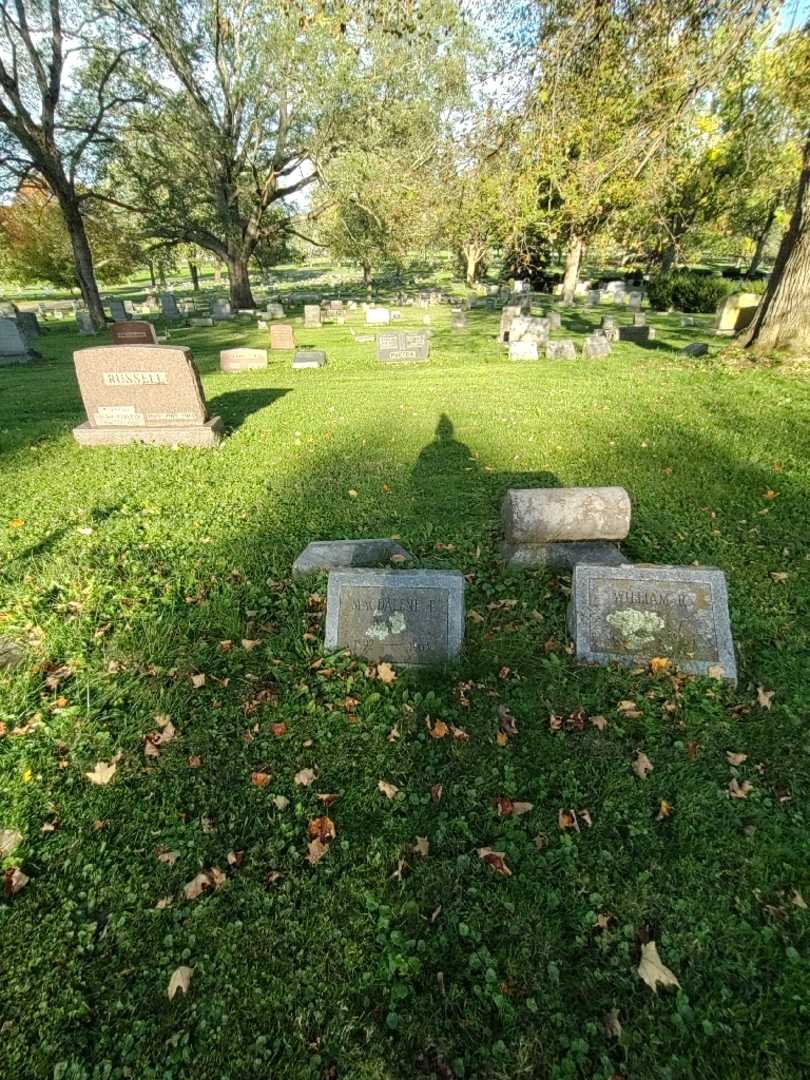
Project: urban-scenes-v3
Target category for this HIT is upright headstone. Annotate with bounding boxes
[582,334,611,359]
[293,349,326,369]
[509,340,539,361]
[366,307,391,326]
[628,291,643,309]
[71,344,223,447]
[0,318,30,363]
[715,293,759,335]
[160,293,181,321]
[304,305,321,328]
[111,320,158,346]
[76,312,97,336]
[212,298,233,321]
[618,325,651,344]
[220,347,268,372]
[267,302,285,319]
[377,330,430,364]
[16,312,40,339]
[548,310,561,330]
[569,563,737,683]
[270,324,295,350]
[546,339,577,360]
[633,311,647,327]
[109,299,130,322]
[325,569,465,665]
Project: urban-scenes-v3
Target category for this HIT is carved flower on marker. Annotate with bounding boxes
[606,608,665,649]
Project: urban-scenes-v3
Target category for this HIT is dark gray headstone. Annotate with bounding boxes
[293,349,326,369]
[325,569,465,665]
[16,312,40,339]
[212,298,232,320]
[377,331,430,364]
[111,320,158,346]
[681,342,708,357]
[160,293,180,319]
[293,539,413,576]
[109,299,130,322]
[76,312,97,336]
[569,563,736,683]
[618,325,651,344]
[0,317,30,361]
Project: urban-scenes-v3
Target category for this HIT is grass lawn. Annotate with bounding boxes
[1,281,809,1080]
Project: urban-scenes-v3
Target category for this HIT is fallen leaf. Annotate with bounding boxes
[649,657,671,675]
[188,755,202,768]
[590,715,607,732]
[431,783,443,802]
[306,838,330,865]
[3,867,29,896]
[468,609,484,623]
[770,571,788,583]
[390,856,407,881]
[495,731,508,747]
[387,726,399,742]
[270,722,287,737]
[376,662,396,685]
[494,798,533,817]
[156,848,180,865]
[533,834,547,850]
[9,518,25,528]
[294,767,318,786]
[241,639,260,651]
[637,941,680,992]
[429,719,449,739]
[756,686,774,709]
[347,489,358,498]
[498,704,518,736]
[687,740,700,761]
[183,868,224,900]
[791,890,807,910]
[167,966,193,1000]
[413,836,429,857]
[85,759,118,785]
[155,897,173,909]
[0,829,22,858]
[272,795,289,811]
[618,700,642,719]
[316,792,338,806]
[190,673,206,689]
[477,848,511,876]
[727,778,753,799]
[603,1008,623,1038]
[378,779,399,800]
[558,809,579,832]
[632,751,653,779]
[656,800,674,821]
[251,770,271,787]
[226,850,245,867]
[308,816,336,843]
[726,751,748,766]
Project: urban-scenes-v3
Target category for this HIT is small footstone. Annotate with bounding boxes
[325,568,465,665]
[293,349,326,369]
[582,334,611,359]
[503,541,626,571]
[545,339,577,360]
[293,539,413,577]
[220,347,268,372]
[568,563,737,683]
[681,343,708,357]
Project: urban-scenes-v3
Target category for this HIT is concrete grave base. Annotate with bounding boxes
[293,539,413,576]
[502,541,627,571]
[73,416,224,448]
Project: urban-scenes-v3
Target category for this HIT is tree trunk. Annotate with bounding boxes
[214,262,222,285]
[226,253,255,309]
[745,202,777,279]
[659,243,677,273]
[742,136,810,355]
[57,195,106,329]
[148,260,156,288]
[188,259,199,291]
[362,259,373,286]
[464,243,485,287]
[561,235,583,304]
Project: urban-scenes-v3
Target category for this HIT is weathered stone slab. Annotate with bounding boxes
[628,291,643,309]
[303,305,321,328]
[76,312,97,335]
[503,541,626,571]
[582,334,611,359]
[618,325,651,344]
[16,312,40,339]
[633,311,647,327]
[503,486,631,543]
[212,299,233,320]
[72,344,222,447]
[377,330,430,364]
[0,317,30,359]
[568,563,737,683]
[293,539,413,576]
[189,316,214,327]
[270,323,295,350]
[366,307,391,326]
[220,347,268,372]
[325,569,465,665]
[546,339,577,360]
[111,320,158,346]
[681,342,708,357]
[548,310,561,330]
[160,293,181,320]
[715,292,759,335]
[267,302,285,318]
[109,299,130,322]
[509,340,539,361]
[293,349,326,369]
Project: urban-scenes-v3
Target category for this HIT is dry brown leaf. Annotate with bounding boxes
[272,795,289,811]
[271,722,287,737]
[85,759,118,785]
[156,848,179,865]
[0,829,22,858]
[429,719,449,739]
[306,838,330,865]
[294,767,318,786]
[617,700,642,719]
[494,798,533,817]
[155,897,173,909]
[144,738,160,758]
[316,793,338,806]
[378,779,399,800]
[496,731,509,747]
[498,704,518,735]
[308,815,336,843]
[190,673,206,689]
[188,755,202,768]
[558,809,579,832]
[687,740,700,761]
[376,662,396,684]
[727,778,753,799]
[241,639,260,651]
[637,941,680,992]
[167,965,193,1000]
[450,725,469,741]
[183,868,224,900]
[649,657,671,675]
[477,848,511,876]
[590,715,607,732]
[603,1009,623,1039]
[656,800,674,821]
[226,850,245,867]
[756,686,775,709]
[726,751,748,766]
[791,890,807,910]
[387,726,399,742]
[4,867,29,896]
[413,836,429,858]
[632,751,653,779]
[251,771,271,787]
[431,783,443,802]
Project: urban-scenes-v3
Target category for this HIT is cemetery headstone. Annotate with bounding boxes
[681,342,708,357]
[304,305,321,328]
[293,349,326,369]
[189,316,214,327]
[16,312,40,339]
[546,339,577,360]
[568,563,737,683]
[220,347,268,372]
[618,325,651,344]
[71,344,223,447]
[111,320,158,346]
[366,307,391,326]
[582,334,611,359]
[633,311,647,327]
[509,340,539,361]
[109,299,130,322]
[628,291,643,309]
[270,323,295,350]
[293,539,413,576]
[212,299,233,321]
[77,311,97,336]
[715,292,759,335]
[324,569,465,665]
[0,318,31,363]
[549,310,561,330]
[267,302,285,318]
[377,330,430,364]
[160,293,181,320]
[0,637,25,671]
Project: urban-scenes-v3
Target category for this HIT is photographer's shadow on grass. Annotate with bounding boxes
[207,387,290,432]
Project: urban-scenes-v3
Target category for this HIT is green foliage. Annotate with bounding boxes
[647,270,734,313]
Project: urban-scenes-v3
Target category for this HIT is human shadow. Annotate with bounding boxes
[207,388,290,432]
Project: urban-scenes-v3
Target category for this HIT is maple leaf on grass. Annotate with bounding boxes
[375,662,396,685]
[184,868,225,900]
[308,816,336,843]
[727,778,753,799]
[429,719,449,739]
[251,770,271,787]
[632,751,653,779]
[498,704,518,736]
[656,800,674,821]
[378,779,399,800]
[637,941,680,992]
[478,848,511,876]
[726,751,748,766]
[85,757,120,785]
[167,966,194,1000]
[294,767,318,786]
[494,798,533,817]
[4,867,29,896]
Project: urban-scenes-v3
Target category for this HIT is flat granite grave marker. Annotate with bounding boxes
[220,347,268,372]
[293,349,326,369]
[0,318,31,363]
[377,330,430,364]
[325,569,465,665]
[189,316,214,327]
[270,323,295,350]
[111,320,158,346]
[293,539,413,576]
[569,563,736,683]
[72,344,223,447]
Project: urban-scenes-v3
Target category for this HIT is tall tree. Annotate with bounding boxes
[0,0,140,326]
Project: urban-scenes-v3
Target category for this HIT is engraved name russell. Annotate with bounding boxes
[351,597,437,614]
[102,371,168,385]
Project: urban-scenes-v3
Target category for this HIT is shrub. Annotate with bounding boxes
[647,269,734,313]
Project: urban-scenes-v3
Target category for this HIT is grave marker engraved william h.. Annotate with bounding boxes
[72,344,223,447]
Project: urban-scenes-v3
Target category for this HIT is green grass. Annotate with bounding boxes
[1,279,809,1080]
